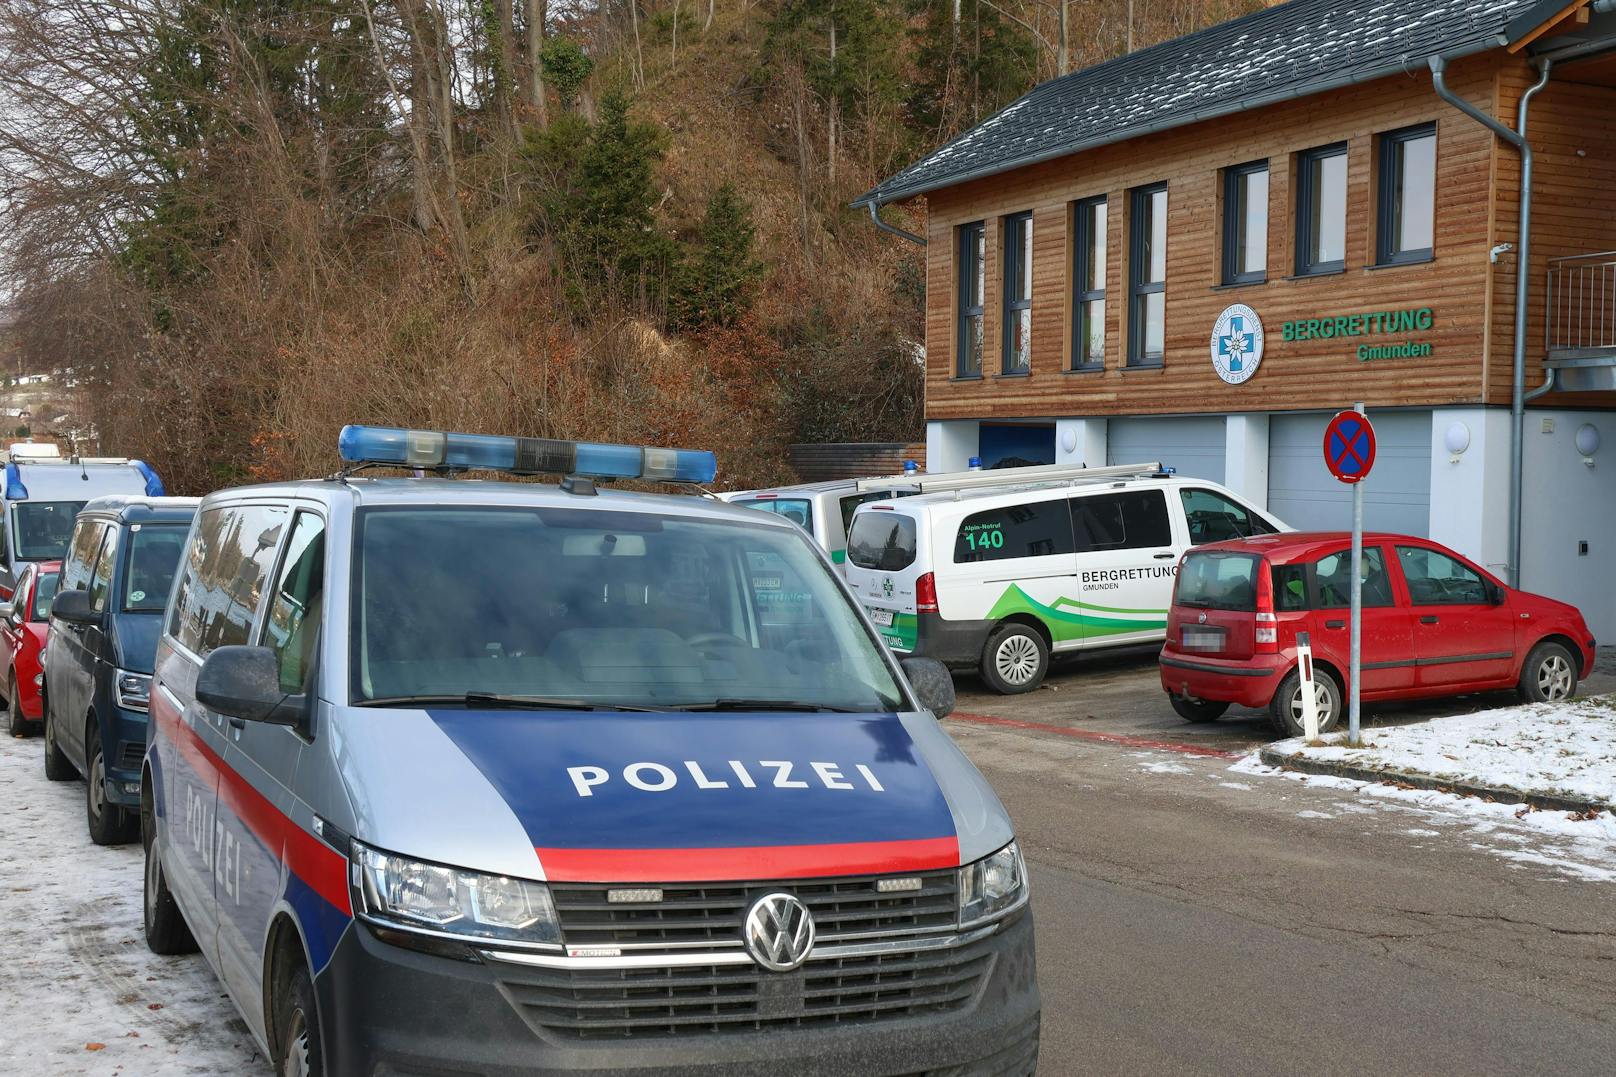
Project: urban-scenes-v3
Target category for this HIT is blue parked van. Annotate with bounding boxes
[43,495,199,844]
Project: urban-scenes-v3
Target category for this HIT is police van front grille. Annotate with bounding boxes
[551,869,960,950]
[494,937,994,1041]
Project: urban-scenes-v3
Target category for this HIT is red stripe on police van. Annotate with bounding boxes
[534,837,960,883]
[152,693,351,914]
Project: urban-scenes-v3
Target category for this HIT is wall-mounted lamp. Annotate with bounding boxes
[1443,421,1470,463]
[1060,428,1078,455]
[1576,423,1600,467]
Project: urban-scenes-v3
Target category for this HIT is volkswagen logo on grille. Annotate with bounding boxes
[742,892,815,972]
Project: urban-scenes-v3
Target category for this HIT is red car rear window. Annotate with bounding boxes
[1176,551,1261,612]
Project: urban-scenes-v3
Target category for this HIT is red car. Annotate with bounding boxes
[1159,533,1596,737]
[3,559,59,737]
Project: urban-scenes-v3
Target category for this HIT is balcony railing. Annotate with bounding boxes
[1547,252,1616,356]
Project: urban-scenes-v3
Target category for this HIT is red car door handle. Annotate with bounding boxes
[1325,620,1346,630]
[1419,615,1440,625]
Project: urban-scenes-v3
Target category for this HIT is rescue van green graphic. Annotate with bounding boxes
[985,585,1168,643]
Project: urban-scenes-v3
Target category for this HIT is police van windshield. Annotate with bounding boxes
[13,501,88,562]
[351,507,908,713]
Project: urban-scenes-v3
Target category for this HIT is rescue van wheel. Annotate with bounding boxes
[274,963,324,1077]
[42,703,75,781]
[1169,696,1229,723]
[7,673,30,737]
[1518,641,1577,704]
[86,721,139,846]
[143,784,198,956]
[1269,669,1342,739]
[981,623,1049,695]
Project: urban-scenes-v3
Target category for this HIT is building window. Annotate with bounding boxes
[1296,143,1347,275]
[1128,183,1167,367]
[956,221,985,378]
[1377,124,1436,265]
[1222,161,1269,285]
[1071,196,1107,370]
[1002,212,1032,374]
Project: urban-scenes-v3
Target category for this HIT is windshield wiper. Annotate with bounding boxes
[355,693,658,712]
[669,698,863,713]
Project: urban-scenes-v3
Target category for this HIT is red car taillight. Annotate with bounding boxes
[916,572,939,614]
[1255,558,1278,654]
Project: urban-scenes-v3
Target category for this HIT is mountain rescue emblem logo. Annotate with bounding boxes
[1211,304,1264,385]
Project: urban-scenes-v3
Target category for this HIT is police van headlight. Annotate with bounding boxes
[958,841,1027,928]
[115,670,152,712]
[352,842,562,949]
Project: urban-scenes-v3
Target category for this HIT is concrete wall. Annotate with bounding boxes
[1520,409,1616,641]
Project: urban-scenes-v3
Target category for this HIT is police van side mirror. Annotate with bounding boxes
[51,589,99,626]
[197,645,306,728]
[901,657,956,720]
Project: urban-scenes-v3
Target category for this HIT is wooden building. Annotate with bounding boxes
[857,0,1616,638]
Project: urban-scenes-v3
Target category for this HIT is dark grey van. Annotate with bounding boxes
[43,495,199,844]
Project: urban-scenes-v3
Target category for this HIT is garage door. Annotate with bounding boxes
[1108,416,1226,483]
[1268,411,1431,534]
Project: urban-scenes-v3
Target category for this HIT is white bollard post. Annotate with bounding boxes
[1296,630,1320,742]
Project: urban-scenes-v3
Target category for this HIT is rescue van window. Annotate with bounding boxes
[1180,488,1274,545]
[350,507,905,713]
[1071,491,1171,552]
[955,500,1075,563]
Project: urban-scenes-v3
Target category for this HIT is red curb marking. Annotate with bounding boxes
[948,710,1243,759]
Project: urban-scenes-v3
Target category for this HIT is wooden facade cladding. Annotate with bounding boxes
[1489,63,1616,409]
[917,52,1596,423]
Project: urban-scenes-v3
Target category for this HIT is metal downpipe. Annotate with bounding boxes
[1429,55,1552,587]
[866,202,926,246]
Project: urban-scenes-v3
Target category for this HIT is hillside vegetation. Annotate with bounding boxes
[0,0,1264,492]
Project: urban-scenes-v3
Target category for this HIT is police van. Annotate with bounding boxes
[843,462,1287,693]
[143,427,1039,1076]
[724,473,917,574]
[1,445,165,600]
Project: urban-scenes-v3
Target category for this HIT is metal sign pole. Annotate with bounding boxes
[1349,401,1365,747]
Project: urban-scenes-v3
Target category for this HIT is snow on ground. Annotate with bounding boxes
[1274,696,1616,807]
[0,733,266,1075]
[1229,754,1616,884]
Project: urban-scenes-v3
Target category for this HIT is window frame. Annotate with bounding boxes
[257,507,327,696]
[1071,195,1107,371]
[86,525,119,614]
[1395,544,1493,607]
[1128,183,1168,368]
[1001,212,1033,375]
[1221,161,1269,285]
[1295,142,1348,277]
[1376,123,1437,267]
[956,221,986,379]
[1310,546,1396,610]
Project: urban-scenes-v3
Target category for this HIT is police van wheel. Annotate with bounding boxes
[1169,696,1229,723]
[1518,641,1577,704]
[981,624,1048,695]
[1269,669,1342,739]
[275,965,324,1077]
[42,704,75,781]
[143,785,198,956]
[86,721,139,846]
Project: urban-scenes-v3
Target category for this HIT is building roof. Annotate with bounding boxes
[856,0,1553,208]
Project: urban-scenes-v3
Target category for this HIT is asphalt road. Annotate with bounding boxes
[949,695,1616,1075]
[952,644,1616,754]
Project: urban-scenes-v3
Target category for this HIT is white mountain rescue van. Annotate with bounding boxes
[843,462,1288,693]
[0,446,164,600]
[723,473,918,573]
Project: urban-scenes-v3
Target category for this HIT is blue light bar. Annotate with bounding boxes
[337,426,718,484]
[4,462,27,501]
[131,460,165,497]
